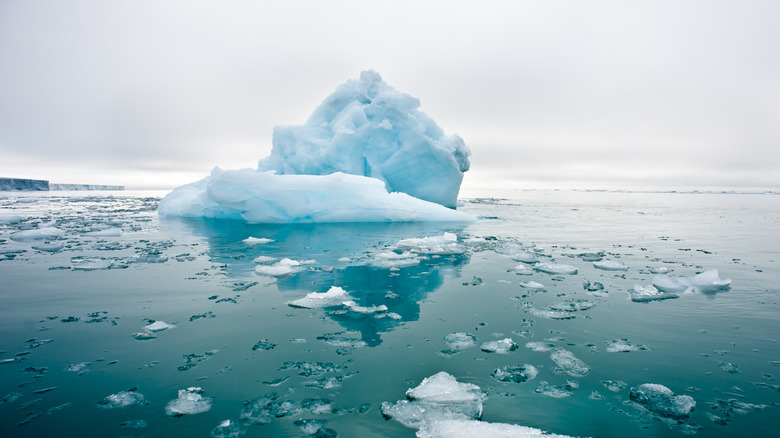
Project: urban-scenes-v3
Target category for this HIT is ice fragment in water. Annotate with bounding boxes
[97,390,146,409]
[71,257,112,270]
[630,285,679,302]
[653,269,731,294]
[242,236,274,244]
[165,387,213,416]
[132,332,156,341]
[491,365,539,383]
[629,383,696,419]
[550,348,590,377]
[286,286,349,309]
[240,392,300,425]
[32,242,64,252]
[381,371,485,429]
[211,419,244,438]
[606,339,649,353]
[343,300,388,316]
[443,332,477,352]
[253,255,276,264]
[534,381,578,398]
[85,227,123,237]
[549,299,594,312]
[144,321,174,332]
[417,419,575,438]
[534,262,578,275]
[397,232,464,255]
[511,264,534,275]
[254,257,301,277]
[650,266,670,274]
[252,339,277,351]
[480,338,518,354]
[9,227,65,241]
[593,260,628,271]
[526,342,556,352]
[527,308,576,320]
[519,281,545,290]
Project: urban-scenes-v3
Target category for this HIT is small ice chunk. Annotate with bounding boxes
[145,321,174,332]
[650,266,669,274]
[525,342,556,352]
[535,381,578,398]
[71,257,112,271]
[255,258,301,277]
[9,227,65,241]
[444,332,477,352]
[242,236,274,244]
[480,338,518,354]
[519,281,545,290]
[491,365,539,383]
[287,286,351,309]
[550,348,590,377]
[211,419,243,438]
[653,270,731,294]
[97,390,146,409]
[369,251,421,268]
[527,308,575,320]
[32,243,64,252]
[629,383,696,419]
[241,393,301,425]
[132,332,156,341]
[165,387,212,416]
[593,260,628,271]
[534,262,577,275]
[0,215,23,225]
[606,339,648,353]
[253,255,277,264]
[511,264,534,275]
[509,251,539,264]
[630,285,678,302]
[397,232,463,255]
[407,372,484,404]
[343,300,388,315]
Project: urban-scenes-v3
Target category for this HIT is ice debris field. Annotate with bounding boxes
[1,71,780,436]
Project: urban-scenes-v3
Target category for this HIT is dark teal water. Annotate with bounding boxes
[0,190,778,437]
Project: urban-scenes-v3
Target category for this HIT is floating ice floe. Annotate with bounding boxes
[165,387,213,416]
[443,332,477,353]
[32,242,64,252]
[511,264,534,275]
[550,348,590,377]
[242,236,274,244]
[491,365,539,383]
[534,262,578,275]
[96,390,146,409]
[593,260,628,271]
[527,308,576,320]
[241,393,301,425]
[519,281,545,290]
[287,286,351,309]
[480,338,518,354]
[71,257,112,271]
[416,419,575,438]
[254,258,301,277]
[253,255,277,264]
[526,342,556,352]
[159,71,474,223]
[9,227,65,241]
[629,285,679,302]
[535,381,579,398]
[381,372,485,429]
[629,383,695,419]
[0,214,23,225]
[144,321,174,332]
[343,300,388,316]
[653,269,731,294]
[650,266,670,274]
[368,250,421,269]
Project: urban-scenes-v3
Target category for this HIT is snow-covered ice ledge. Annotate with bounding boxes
[159,71,473,223]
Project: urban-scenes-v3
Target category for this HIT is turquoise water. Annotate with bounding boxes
[0,190,778,437]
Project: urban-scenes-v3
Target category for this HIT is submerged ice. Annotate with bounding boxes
[159,71,472,223]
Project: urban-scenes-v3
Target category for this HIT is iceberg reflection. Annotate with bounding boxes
[173,219,472,346]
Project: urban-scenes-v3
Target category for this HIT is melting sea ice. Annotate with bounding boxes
[0,189,778,437]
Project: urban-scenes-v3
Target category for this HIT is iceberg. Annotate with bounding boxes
[159,71,473,223]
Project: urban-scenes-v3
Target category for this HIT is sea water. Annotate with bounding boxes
[0,189,778,437]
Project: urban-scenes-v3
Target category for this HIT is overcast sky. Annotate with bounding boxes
[1,0,778,191]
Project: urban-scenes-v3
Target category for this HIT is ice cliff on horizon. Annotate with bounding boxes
[159,70,472,223]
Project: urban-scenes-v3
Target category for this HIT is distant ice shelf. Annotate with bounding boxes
[0,177,124,191]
